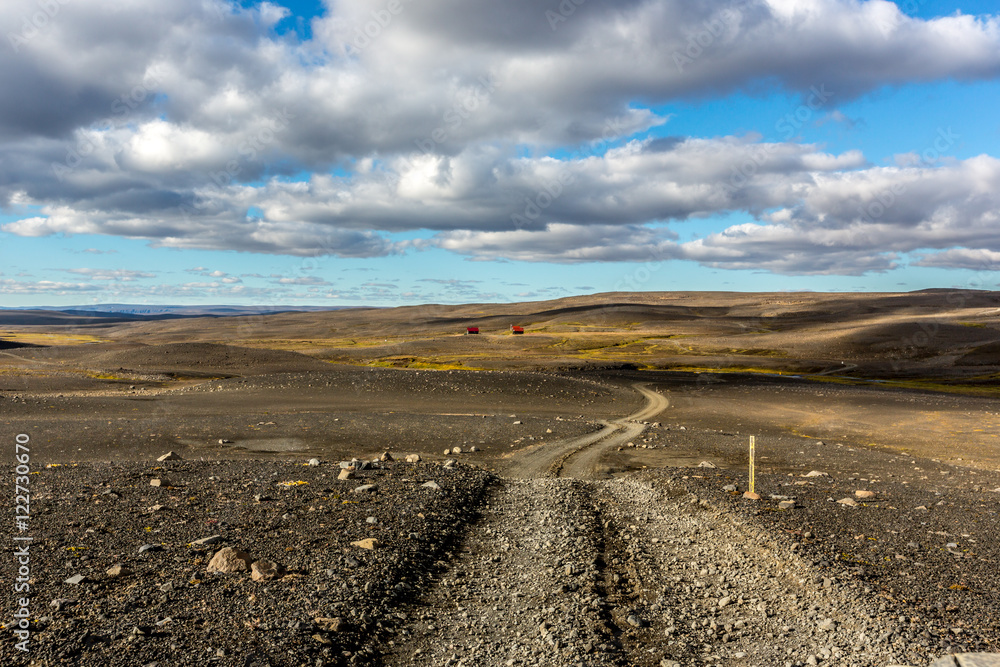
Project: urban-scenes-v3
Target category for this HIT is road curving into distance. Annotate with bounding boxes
[502,382,668,480]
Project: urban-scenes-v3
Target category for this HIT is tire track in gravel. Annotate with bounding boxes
[378,478,626,666]
[503,383,668,480]
[375,377,939,667]
[378,384,671,667]
[591,476,903,667]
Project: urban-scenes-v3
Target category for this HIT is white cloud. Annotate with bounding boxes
[3,0,1000,276]
[913,248,1000,271]
[62,268,156,281]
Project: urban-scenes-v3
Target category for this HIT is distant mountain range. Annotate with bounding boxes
[0,304,362,326]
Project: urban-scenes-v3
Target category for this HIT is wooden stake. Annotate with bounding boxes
[749,435,756,494]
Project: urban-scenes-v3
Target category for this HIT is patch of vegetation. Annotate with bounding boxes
[87,372,127,381]
[0,331,108,346]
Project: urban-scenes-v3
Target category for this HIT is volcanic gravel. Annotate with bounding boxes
[0,459,491,666]
[3,456,999,666]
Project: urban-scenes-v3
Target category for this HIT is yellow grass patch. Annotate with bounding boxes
[0,330,108,346]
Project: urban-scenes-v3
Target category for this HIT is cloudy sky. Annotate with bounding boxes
[2,0,1000,307]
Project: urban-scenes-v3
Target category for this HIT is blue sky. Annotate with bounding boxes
[3,0,1000,307]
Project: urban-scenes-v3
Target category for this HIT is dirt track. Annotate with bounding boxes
[560,384,670,479]
[502,383,668,479]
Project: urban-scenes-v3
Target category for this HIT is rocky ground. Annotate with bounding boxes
[3,451,998,666]
[3,357,1000,666]
[0,457,491,666]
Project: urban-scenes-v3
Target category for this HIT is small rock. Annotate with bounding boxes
[743,491,761,500]
[138,544,163,555]
[469,446,477,452]
[106,564,131,577]
[778,500,797,510]
[156,451,182,462]
[379,451,393,462]
[837,497,859,507]
[915,505,929,511]
[351,484,377,494]
[803,470,829,477]
[338,468,355,480]
[314,617,343,632]
[443,448,451,455]
[697,461,716,468]
[206,547,252,573]
[251,560,286,582]
[218,439,232,444]
[626,614,644,628]
[405,454,421,463]
[719,596,731,608]
[855,490,876,499]
[192,535,223,547]
[351,538,380,550]
[422,481,442,490]
[442,459,457,467]
[149,478,171,487]
[723,484,738,492]
[64,574,85,586]
[308,458,321,467]
[513,420,522,425]
[50,598,76,611]
[451,447,462,455]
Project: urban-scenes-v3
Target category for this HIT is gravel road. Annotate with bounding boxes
[3,382,998,666]
[503,383,668,480]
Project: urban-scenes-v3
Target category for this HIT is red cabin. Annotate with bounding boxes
[510,325,524,334]
[466,327,479,334]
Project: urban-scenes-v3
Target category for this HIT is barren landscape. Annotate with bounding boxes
[2,291,1000,666]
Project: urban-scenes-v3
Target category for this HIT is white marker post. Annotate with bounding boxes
[749,435,756,495]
